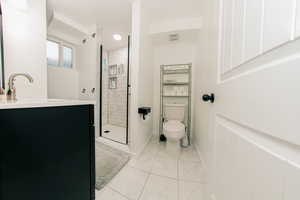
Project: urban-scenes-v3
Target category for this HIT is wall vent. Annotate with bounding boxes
[169,34,179,41]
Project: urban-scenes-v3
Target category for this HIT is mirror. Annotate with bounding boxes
[47,0,132,144]
[0,3,4,89]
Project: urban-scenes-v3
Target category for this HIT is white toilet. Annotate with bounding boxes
[163,103,186,142]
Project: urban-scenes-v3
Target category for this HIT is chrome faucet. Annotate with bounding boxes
[7,73,34,101]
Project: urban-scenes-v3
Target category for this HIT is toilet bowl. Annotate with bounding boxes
[163,120,185,141]
[163,103,187,142]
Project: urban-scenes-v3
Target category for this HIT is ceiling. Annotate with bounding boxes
[143,0,202,23]
[47,0,132,50]
[47,0,201,50]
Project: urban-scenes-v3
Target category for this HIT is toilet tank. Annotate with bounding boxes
[164,103,186,121]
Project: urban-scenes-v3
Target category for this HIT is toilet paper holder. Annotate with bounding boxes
[138,107,151,120]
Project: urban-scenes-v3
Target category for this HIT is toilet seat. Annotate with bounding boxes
[163,120,186,140]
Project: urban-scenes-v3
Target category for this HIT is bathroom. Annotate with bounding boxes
[0,0,203,199]
[1,0,300,200]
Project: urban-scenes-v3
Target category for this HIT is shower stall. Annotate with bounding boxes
[99,36,130,145]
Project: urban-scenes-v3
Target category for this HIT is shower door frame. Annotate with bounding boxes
[99,36,130,145]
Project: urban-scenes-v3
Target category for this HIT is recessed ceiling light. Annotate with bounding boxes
[113,34,122,41]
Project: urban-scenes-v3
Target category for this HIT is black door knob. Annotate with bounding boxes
[202,93,215,103]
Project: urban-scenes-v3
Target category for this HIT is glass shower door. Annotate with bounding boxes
[100,36,130,145]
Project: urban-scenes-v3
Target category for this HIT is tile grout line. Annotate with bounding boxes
[148,142,161,173]
[137,142,161,200]
[127,160,153,175]
[107,185,131,200]
[177,154,180,200]
[124,141,204,199]
[150,172,178,181]
[137,172,151,200]
[107,163,150,200]
[129,139,160,174]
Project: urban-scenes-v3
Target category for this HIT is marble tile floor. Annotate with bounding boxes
[96,138,206,200]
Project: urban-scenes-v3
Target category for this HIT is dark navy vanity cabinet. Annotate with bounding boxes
[0,105,95,200]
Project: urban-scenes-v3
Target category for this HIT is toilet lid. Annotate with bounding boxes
[163,120,185,132]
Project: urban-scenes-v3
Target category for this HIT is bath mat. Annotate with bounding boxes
[95,141,130,190]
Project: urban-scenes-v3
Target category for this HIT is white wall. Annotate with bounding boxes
[193,1,218,198]
[130,1,201,154]
[76,36,98,100]
[2,0,47,98]
[130,0,154,154]
[152,41,197,136]
[47,66,79,99]
[75,35,99,137]
[46,36,80,100]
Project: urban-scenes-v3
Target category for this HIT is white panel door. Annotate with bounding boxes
[220,0,297,70]
[208,0,300,199]
[231,0,245,68]
[244,0,263,61]
[221,0,233,74]
[263,0,295,51]
[213,43,300,200]
[295,0,300,37]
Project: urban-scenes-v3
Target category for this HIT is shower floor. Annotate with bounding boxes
[102,124,127,144]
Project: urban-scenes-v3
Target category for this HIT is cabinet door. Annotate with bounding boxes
[0,105,93,200]
[89,105,96,200]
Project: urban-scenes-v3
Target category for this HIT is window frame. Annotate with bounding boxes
[47,37,75,69]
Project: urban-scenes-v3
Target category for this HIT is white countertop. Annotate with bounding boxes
[0,99,96,109]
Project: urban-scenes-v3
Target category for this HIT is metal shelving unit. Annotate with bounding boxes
[163,83,189,86]
[160,64,192,147]
[163,96,189,98]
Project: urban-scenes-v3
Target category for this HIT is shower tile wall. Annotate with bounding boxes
[102,51,109,125]
[102,47,128,128]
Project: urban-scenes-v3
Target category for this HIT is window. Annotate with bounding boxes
[47,40,59,66]
[47,39,74,68]
[62,46,73,68]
